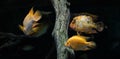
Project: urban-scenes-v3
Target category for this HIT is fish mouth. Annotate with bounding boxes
[70,24,76,29]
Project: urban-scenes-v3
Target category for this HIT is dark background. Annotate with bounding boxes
[0,0,120,59]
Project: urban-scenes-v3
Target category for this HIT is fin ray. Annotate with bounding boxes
[33,10,42,21]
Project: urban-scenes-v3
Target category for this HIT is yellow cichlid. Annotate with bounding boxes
[19,7,48,37]
[65,35,96,51]
[70,13,104,34]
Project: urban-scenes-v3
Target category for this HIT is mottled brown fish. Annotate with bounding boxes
[19,7,48,37]
[70,13,104,34]
[65,35,96,51]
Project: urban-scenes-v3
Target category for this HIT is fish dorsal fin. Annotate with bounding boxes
[33,10,42,21]
[28,7,34,16]
[25,7,34,17]
[24,7,34,20]
[78,35,87,39]
[23,7,34,26]
[77,35,91,41]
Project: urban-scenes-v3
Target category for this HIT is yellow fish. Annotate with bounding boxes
[70,13,104,34]
[19,7,48,37]
[65,35,96,51]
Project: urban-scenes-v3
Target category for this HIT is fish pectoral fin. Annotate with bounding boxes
[82,47,90,51]
[33,10,42,21]
[32,27,39,33]
[19,25,24,32]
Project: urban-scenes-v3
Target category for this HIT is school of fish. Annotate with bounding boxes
[19,8,104,51]
[65,13,104,51]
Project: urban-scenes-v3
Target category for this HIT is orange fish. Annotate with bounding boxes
[65,35,96,51]
[70,13,104,34]
[19,7,48,37]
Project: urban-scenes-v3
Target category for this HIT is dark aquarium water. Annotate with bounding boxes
[0,0,120,59]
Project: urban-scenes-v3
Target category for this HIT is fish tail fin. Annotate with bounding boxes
[87,41,96,49]
[96,22,104,32]
[33,10,42,21]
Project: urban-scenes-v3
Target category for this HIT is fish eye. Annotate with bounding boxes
[65,42,70,46]
[86,19,92,23]
[86,20,91,23]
